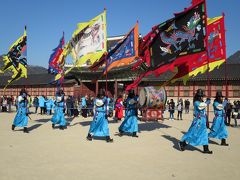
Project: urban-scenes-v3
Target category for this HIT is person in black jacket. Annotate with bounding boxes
[224,98,232,126]
[168,99,175,120]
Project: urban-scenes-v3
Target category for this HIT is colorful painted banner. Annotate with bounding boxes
[0,26,27,89]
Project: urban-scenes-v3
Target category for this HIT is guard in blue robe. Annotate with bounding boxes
[51,89,66,130]
[81,96,87,118]
[39,95,46,115]
[209,91,229,146]
[46,98,53,115]
[86,89,113,143]
[118,90,138,137]
[179,89,213,154]
[12,89,29,133]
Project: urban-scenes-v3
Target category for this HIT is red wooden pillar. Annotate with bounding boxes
[16,86,19,95]
[207,81,211,119]
[95,80,99,97]
[114,79,118,98]
[209,82,211,97]
[38,85,40,96]
[62,83,65,92]
[178,82,180,101]
[226,83,229,98]
[80,80,83,97]
[193,81,195,97]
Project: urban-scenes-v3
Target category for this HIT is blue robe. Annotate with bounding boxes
[209,101,228,139]
[119,97,138,133]
[46,99,53,110]
[13,97,28,127]
[38,96,45,108]
[51,96,66,126]
[181,100,210,146]
[81,97,87,107]
[88,98,110,137]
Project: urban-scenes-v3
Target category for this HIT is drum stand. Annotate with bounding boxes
[140,107,163,121]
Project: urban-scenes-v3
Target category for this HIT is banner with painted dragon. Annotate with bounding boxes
[150,1,206,69]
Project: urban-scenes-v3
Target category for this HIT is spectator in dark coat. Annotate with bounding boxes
[168,99,175,120]
[224,98,232,126]
[33,96,39,114]
[184,99,190,113]
[177,99,183,120]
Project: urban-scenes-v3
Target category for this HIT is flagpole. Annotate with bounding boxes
[61,31,65,91]
[25,24,27,77]
[222,12,228,98]
[103,7,109,119]
[25,25,27,79]
[203,0,210,121]
[105,54,108,96]
[104,7,108,97]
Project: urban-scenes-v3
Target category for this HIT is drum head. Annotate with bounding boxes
[139,88,146,107]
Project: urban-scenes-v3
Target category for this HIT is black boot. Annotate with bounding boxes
[178,141,187,151]
[11,124,15,131]
[23,127,29,133]
[52,124,55,129]
[221,139,229,146]
[86,134,93,141]
[106,136,113,143]
[203,145,213,154]
[132,132,139,138]
[59,126,64,130]
[118,129,124,137]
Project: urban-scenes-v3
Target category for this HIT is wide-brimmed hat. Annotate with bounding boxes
[96,99,104,107]
[215,91,224,98]
[196,89,205,97]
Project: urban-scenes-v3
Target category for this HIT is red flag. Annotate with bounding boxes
[126,0,207,90]
[192,0,203,5]
[166,15,226,84]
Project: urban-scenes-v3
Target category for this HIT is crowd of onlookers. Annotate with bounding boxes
[225,99,240,127]
[0,95,15,112]
[1,94,240,127]
[166,99,190,120]
[166,98,240,127]
[32,95,98,117]
[0,94,115,118]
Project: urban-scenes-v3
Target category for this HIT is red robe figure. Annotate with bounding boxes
[115,95,123,122]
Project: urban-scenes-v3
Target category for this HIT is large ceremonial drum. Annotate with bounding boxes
[139,86,167,109]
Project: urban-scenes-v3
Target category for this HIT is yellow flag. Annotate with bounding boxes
[0,27,27,89]
[65,10,107,68]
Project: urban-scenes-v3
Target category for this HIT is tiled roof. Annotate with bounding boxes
[0,73,75,87]
[1,62,239,87]
[142,63,240,82]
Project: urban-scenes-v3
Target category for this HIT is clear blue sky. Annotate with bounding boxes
[0,0,239,67]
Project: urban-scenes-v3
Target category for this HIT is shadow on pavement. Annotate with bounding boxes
[80,121,92,126]
[162,134,202,153]
[138,121,171,132]
[35,119,50,123]
[28,124,42,132]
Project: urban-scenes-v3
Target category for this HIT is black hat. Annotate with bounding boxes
[196,89,205,97]
[98,88,105,97]
[215,91,224,98]
[128,89,135,95]
[56,89,64,96]
[128,89,135,98]
[20,89,27,95]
